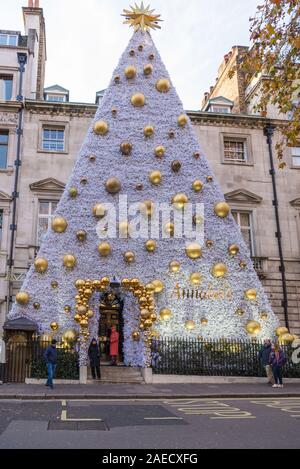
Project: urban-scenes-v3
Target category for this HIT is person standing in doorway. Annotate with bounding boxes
[110,326,119,366]
[258,339,274,385]
[269,343,286,388]
[44,339,57,389]
[88,338,101,380]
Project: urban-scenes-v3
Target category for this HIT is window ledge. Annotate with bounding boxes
[37,149,68,155]
[290,165,300,170]
[222,161,254,167]
[0,168,14,174]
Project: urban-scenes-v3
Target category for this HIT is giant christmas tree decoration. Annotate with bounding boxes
[10,4,283,367]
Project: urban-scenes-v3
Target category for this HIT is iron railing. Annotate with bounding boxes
[151,338,300,378]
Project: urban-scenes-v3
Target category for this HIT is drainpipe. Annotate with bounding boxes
[6,53,27,312]
[264,123,289,329]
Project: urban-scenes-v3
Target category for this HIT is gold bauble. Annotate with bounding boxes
[121,278,130,289]
[145,240,157,252]
[245,289,257,300]
[62,329,77,343]
[276,327,289,337]
[201,318,208,325]
[76,230,87,242]
[130,278,140,288]
[74,314,81,323]
[140,200,154,217]
[192,180,204,192]
[239,261,247,269]
[51,281,58,289]
[212,263,228,278]
[144,125,154,137]
[164,222,174,236]
[172,193,188,210]
[111,108,117,117]
[94,120,109,136]
[193,151,200,159]
[186,243,202,260]
[125,65,137,79]
[150,313,157,322]
[156,78,171,93]
[236,309,245,317]
[169,261,180,273]
[206,176,214,183]
[52,216,68,233]
[149,170,162,186]
[92,203,106,219]
[214,202,231,218]
[246,321,261,335]
[64,305,71,313]
[260,312,269,320]
[101,277,110,287]
[16,291,30,306]
[132,331,140,341]
[120,141,133,156]
[63,254,76,269]
[80,319,88,328]
[86,310,94,319]
[114,75,120,84]
[138,45,144,51]
[135,183,144,191]
[129,49,135,56]
[144,64,153,75]
[77,305,87,315]
[280,333,294,344]
[149,53,155,60]
[139,297,148,306]
[152,280,164,294]
[155,146,165,158]
[80,176,88,185]
[193,215,203,226]
[34,257,48,273]
[141,309,151,319]
[171,160,182,172]
[185,320,196,330]
[98,242,111,257]
[69,187,78,198]
[89,154,96,161]
[75,279,85,289]
[190,272,202,285]
[228,244,239,256]
[206,240,214,248]
[160,308,172,321]
[178,114,188,127]
[124,251,135,263]
[144,319,153,329]
[33,302,40,310]
[168,130,175,139]
[131,93,145,107]
[50,322,59,331]
[105,177,121,194]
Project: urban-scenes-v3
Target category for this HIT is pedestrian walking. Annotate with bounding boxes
[44,339,57,389]
[110,326,119,366]
[88,338,101,380]
[258,339,274,385]
[269,343,286,388]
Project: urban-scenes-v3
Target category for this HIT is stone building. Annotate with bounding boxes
[0,2,299,340]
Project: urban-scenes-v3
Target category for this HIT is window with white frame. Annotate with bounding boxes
[0,75,13,100]
[0,34,18,46]
[211,105,231,114]
[42,127,65,152]
[291,146,300,167]
[45,94,66,102]
[37,200,58,245]
[224,138,247,162]
[232,211,255,256]
[0,130,9,168]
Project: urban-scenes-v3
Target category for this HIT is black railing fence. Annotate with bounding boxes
[151,338,300,378]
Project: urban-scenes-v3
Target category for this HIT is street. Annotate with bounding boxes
[0,397,299,449]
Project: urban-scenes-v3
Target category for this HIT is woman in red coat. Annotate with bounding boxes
[110,326,119,366]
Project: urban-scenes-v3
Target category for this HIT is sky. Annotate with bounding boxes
[0,0,260,110]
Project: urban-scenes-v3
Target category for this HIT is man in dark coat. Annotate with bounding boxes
[259,339,274,385]
[44,339,57,389]
[88,338,101,380]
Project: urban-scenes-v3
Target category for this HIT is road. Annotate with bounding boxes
[0,398,299,449]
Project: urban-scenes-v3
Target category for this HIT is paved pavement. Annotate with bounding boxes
[1,382,300,399]
[0,397,300,449]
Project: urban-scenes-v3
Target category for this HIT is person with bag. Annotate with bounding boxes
[269,343,285,388]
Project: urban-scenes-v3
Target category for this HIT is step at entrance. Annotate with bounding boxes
[88,366,144,384]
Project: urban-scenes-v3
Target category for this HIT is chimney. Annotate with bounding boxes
[28,0,33,6]
[34,0,40,7]
[210,86,214,94]
[224,54,229,64]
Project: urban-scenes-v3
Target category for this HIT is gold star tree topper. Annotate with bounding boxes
[122,2,163,32]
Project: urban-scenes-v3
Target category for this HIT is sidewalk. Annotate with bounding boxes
[1,382,300,400]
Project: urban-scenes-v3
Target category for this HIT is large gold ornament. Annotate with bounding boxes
[75,279,85,289]
[214,202,231,218]
[125,65,137,79]
[62,329,77,343]
[279,333,294,344]
[172,193,188,209]
[156,78,170,93]
[98,242,111,257]
[149,170,162,185]
[212,263,228,278]
[178,114,188,127]
[160,308,172,321]
[16,291,30,306]
[120,141,133,155]
[155,146,165,158]
[122,3,162,32]
[246,321,261,335]
[145,240,157,252]
[144,125,154,137]
[50,322,59,331]
[124,251,135,263]
[169,261,180,273]
[94,120,108,136]
[34,257,48,273]
[76,230,87,242]
[185,320,196,330]
[63,254,76,269]
[192,180,203,192]
[144,64,153,76]
[52,216,68,233]
[152,280,164,294]
[228,244,239,256]
[186,243,202,259]
[105,177,121,194]
[276,327,289,337]
[93,203,106,219]
[245,289,257,300]
[190,272,202,285]
[131,93,145,107]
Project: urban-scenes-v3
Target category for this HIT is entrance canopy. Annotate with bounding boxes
[4,317,38,332]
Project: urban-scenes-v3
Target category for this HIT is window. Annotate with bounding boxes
[0,34,18,46]
[224,138,247,162]
[0,210,3,242]
[45,94,66,102]
[291,147,300,167]
[211,106,231,114]
[0,76,13,100]
[37,201,58,245]
[232,211,254,256]
[0,131,9,168]
[42,128,65,152]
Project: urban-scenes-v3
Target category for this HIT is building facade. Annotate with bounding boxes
[0,2,299,340]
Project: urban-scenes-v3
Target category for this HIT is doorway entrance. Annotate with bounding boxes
[98,291,124,364]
